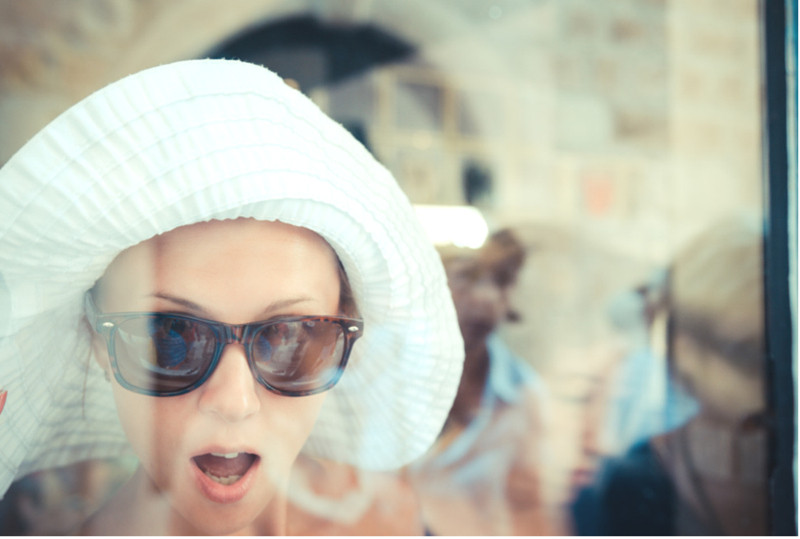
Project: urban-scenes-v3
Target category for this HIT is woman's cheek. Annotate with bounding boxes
[112,387,182,486]
[265,394,328,475]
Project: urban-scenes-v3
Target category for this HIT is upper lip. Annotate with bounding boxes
[191,445,260,459]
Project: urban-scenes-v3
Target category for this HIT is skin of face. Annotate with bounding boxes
[445,256,512,348]
[672,333,764,423]
[90,218,342,535]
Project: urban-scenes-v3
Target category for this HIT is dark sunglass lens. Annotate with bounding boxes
[252,320,346,393]
[113,315,217,394]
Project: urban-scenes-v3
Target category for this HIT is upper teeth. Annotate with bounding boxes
[211,452,239,459]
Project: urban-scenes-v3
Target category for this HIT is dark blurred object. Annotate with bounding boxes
[0,459,134,536]
[204,15,415,91]
[462,160,493,206]
[340,121,373,154]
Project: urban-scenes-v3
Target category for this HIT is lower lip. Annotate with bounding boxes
[192,456,260,504]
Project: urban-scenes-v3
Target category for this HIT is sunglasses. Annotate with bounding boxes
[84,292,364,397]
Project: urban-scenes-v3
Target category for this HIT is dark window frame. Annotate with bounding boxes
[761,0,797,534]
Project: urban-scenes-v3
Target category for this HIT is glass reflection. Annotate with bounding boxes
[0,0,787,535]
[571,214,767,535]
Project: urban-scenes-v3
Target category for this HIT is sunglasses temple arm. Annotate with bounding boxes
[84,291,102,333]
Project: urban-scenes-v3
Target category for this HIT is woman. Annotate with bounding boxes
[0,59,463,535]
[572,213,768,535]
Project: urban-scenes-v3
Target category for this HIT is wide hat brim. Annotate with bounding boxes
[0,59,463,495]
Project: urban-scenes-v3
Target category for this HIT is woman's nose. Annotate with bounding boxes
[197,343,261,422]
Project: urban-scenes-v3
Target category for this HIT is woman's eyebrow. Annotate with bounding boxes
[257,297,315,317]
[149,293,315,317]
[149,292,209,314]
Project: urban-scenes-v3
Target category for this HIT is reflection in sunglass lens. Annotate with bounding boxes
[103,312,357,397]
[114,315,216,393]
[252,320,345,393]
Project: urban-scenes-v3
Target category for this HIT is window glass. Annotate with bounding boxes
[0,0,793,535]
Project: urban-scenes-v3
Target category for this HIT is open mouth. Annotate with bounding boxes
[192,452,259,486]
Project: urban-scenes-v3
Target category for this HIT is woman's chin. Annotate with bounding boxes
[171,480,287,535]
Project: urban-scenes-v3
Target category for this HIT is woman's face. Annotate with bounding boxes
[445,256,512,346]
[93,218,341,534]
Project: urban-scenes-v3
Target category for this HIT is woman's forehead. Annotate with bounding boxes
[110,219,333,266]
[154,218,333,251]
[97,218,341,305]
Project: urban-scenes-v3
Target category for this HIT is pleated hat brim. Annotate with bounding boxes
[0,59,463,495]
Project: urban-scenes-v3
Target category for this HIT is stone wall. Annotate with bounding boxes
[0,0,764,370]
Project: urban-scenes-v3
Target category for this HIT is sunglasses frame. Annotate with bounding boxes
[84,291,364,397]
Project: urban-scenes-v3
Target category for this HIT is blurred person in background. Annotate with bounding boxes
[570,213,768,535]
[569,270,698,501]
[595,271,697,456]
[407,228,556,535]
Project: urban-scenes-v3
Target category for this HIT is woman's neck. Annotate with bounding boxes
[80,465,288,535]
[80,466,171,535]
[447,344,491,426]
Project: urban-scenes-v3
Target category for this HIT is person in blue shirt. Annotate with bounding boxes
[408,229,554,535]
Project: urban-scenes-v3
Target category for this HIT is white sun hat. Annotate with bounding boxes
[0,59,463,495]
